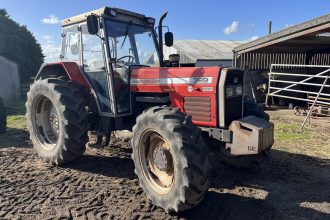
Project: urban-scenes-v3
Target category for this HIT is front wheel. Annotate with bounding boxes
[26,78,89,165]
[131,106,210,212]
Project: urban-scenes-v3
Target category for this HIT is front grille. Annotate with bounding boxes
[225,96,243,125]
[184,97,211,122]
[224,70,243,126]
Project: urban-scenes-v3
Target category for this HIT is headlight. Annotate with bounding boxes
[226,87,233,97]
[236,86,242,96]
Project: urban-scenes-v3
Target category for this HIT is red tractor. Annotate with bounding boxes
[26,7,274,212]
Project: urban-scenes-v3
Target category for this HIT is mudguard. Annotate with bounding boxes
[35,62,91,88]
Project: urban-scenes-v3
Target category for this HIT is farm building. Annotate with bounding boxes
[233,13,330,106]
[0,56,21,105]
[164,40,243,67]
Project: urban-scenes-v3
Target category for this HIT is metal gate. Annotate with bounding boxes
[268,64,330,106]
[267,64,330,130]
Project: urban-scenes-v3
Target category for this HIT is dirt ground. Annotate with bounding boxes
[0,110,329,220]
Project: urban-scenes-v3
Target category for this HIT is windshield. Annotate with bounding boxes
[105,19,160,67]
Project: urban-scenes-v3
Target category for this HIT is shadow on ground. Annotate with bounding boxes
[64,145,330,220]
[180,149,330,220]
[64,154,136,179]
[0,128,32,149]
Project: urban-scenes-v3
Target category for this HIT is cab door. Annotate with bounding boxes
[80,24,116,115]
[106,23,135,116]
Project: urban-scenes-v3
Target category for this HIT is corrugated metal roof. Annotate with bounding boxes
[234,13,330,54]
[171,40,243,63]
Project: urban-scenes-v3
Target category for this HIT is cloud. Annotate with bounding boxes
[248,35,259,41]
[285,24,293,28]
[247,23,256,29]
[41,15,59,24]
[242,36,259,43]
[42,35,52,40]
[42,35,55,44]
[224,21,239,35]
[41,43,61,63]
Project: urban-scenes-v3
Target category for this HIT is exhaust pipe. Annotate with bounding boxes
[158,12,168,67]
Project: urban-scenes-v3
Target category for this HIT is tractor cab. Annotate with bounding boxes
[60,7,165,116]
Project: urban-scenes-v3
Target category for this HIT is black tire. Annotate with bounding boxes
[0,97,7,134]
[131,106,210,212]
[244,96,270,121]
[26,78,89,165]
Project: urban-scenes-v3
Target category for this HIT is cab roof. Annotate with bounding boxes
[62,7,151,27]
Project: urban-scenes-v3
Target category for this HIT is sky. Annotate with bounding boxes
[1,0,330,62]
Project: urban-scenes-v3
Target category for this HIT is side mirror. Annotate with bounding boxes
[87,14,99,35]
[165,32,174,47]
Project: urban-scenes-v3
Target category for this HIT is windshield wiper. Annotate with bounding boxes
[120,21,133,49]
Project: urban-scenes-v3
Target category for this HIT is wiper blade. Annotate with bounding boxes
[120,21,132,49]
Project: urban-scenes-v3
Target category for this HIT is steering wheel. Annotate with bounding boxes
[116,55,135,67]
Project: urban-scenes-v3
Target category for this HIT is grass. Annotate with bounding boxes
[274,120,309,141]
[271,114,330,159]
[7,115,27,130]
[7,101,27,130]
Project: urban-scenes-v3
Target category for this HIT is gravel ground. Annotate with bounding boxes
[0,112,329,219]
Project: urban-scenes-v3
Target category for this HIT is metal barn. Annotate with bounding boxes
[0,56,21,105]
[164,40,243,67]
[233,13,330,109]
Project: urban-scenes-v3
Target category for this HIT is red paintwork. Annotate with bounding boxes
[45,62,91,88]
[131,67,221,127]
[42,63,221,127]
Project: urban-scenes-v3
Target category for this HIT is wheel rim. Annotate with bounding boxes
[33,95,59,150]
[138,129,174,194]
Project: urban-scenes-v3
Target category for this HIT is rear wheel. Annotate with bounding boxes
[26,78,89,165]
[0,97,7,134]
[132,106,210,212]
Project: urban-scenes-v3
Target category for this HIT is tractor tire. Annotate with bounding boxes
[131,106,210,213]
[26,78,89,165]
[0,97,7,134]
[244,96,270,121]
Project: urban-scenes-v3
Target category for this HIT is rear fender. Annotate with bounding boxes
[35,62,99,114]
[35,62,90,88]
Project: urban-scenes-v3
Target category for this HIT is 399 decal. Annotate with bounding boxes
[191,77,213,84]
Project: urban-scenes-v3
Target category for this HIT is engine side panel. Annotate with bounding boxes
[130,67,221,127]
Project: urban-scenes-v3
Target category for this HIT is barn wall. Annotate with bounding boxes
[0,56,21,105]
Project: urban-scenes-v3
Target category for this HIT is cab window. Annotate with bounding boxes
[62,27,80,63]
[81,25,104,72]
